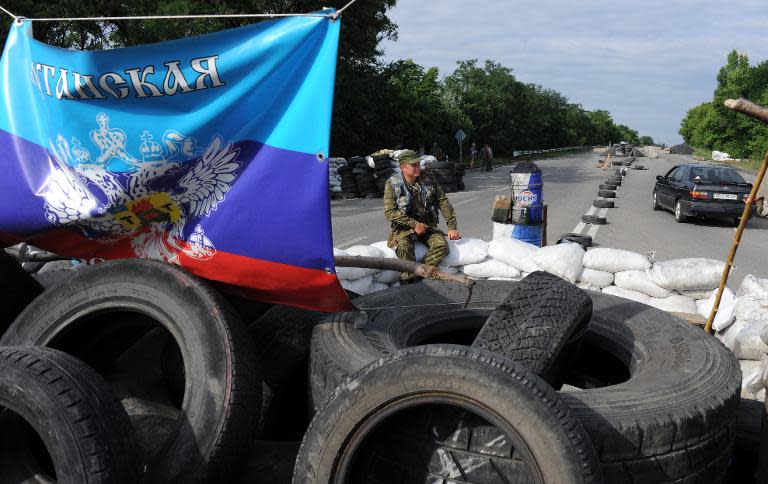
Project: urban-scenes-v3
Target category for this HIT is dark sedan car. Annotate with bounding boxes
[652,163,755,225]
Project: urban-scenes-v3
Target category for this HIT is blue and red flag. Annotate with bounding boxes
[0,12,353,311]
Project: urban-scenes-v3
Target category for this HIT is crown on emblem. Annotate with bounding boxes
[139,131,163,163]
[71,137,91,163]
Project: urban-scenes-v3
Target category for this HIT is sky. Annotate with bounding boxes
[380,0,768,146]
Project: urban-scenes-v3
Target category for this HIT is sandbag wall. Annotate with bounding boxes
[334,239,768,405]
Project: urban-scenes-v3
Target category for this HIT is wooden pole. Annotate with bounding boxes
[705,98,768,333]
[334,255,475,287]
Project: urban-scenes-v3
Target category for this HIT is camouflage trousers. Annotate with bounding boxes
[388,229,449,282]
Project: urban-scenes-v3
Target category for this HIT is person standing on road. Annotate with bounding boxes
[431,142,446,161]
[384,150,461,283]
[470,142,478,172]
[480,143,494,172]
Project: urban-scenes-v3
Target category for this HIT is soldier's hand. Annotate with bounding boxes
[448,229,461,240]
[414,223,427,235]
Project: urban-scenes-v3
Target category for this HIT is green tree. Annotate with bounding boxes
[638,136,655,146]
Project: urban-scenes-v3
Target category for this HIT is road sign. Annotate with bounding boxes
[455,129,467,143]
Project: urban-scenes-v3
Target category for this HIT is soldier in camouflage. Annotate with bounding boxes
[384,150,461,282]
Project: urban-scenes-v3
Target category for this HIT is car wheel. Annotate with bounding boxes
[674,200,687,223]
[652,191,661,211]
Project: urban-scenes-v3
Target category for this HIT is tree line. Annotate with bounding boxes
[0,1,650,158]
[680,50,768,161]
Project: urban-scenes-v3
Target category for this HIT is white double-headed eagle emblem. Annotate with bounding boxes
[43,113,242,263]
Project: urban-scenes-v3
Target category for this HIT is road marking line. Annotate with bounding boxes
[452,197,478,207]
[587,224,600,238]
[339,236,368,248]
[494,186,510,192]
[572,222,586,233]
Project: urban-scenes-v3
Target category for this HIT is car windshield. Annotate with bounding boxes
[687,166,745,184]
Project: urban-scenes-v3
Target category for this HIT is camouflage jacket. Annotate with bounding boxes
[383,172,457,231]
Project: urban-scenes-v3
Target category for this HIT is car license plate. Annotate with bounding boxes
[713,193,738,200]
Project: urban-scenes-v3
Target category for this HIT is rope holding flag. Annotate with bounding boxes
[0,10,354,312]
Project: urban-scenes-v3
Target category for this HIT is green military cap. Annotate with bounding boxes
[397,149,421,165]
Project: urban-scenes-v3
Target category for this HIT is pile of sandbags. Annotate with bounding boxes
[328,157,346,195]
[714,274,768,402]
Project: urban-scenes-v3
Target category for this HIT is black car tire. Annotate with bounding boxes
[652,191,661,211]
[593,199,614,208]
[599,184,617,190]
[2,259,260,484]
[674,200,687,223]
[558,233,593,250]
[597,190,616,198]
[582,215,607,225]
[248,305,327,439]
[0,346,138,484]
[297,345,603,484]
[606,178,622,186]
[0,251,43,337]
[471,271,593,384]
[308,282,741,484]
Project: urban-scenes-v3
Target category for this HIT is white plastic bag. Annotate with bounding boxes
[732,319,768,361]
[698,287,736,331]
[461,259,521,279]
[602,285,651,304]
[582,248,650,273]
[647,258,725,291]
[648,295,698,314]
[737,274,768,299]
[716,318,752,349]
[734,297,768,323]
[577,268,614,288]
[614,270,672,298]
[533,243,584,283]
[442,238,489,267]
[487,238,540,273]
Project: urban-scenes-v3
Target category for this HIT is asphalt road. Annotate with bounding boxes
[331,152,768,286]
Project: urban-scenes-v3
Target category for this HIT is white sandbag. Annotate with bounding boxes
[614,270,672,298]
[737,274,768,299]
[734,297,768,323]
[488,276,520,281]
[420,155,437,163]
[582,248,650,273]
[740,358,767,401]
[366,241,400,283]
[340,275,373,295]
[342,245,382,276]
[647,258,725,291]
[462,259,521,279]
[732,319,768,360]
[763,325,768,345]
[441,238,489,267]
[533,244,584,283]
[648,295,698,314]
[415,241,427,262]
[438,265,459,275]
[375,270,401,284]
[698,287,736,331]
[678,288,716,300]
[333,248,349,257]
[577,268,614,288]
[368,282,390,293]
[716,318,752,349]
[602,286,651,304]
[346,245,384,258]
[576,282,602,292]
[336,266,369,281]
[370,241,398,259]
[487,238,540,273]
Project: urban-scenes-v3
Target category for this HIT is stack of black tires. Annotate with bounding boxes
[0,250,744,483]
[427,161,459,193]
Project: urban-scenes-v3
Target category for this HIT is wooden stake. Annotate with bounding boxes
[705,99,768,333]
[334,255,475,287]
